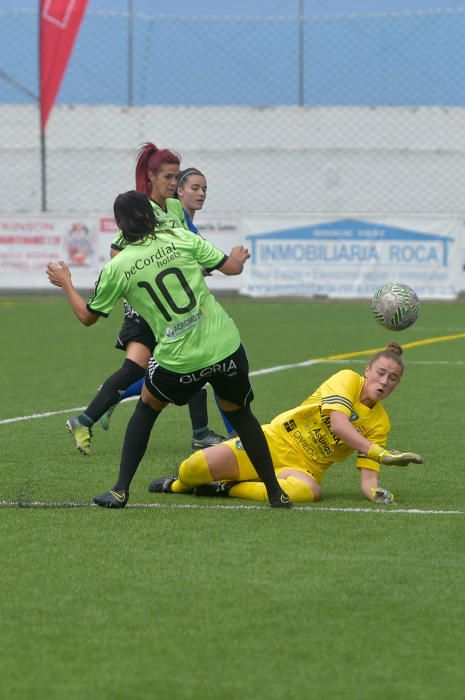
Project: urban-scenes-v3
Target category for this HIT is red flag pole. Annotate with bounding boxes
[39,0,89,210]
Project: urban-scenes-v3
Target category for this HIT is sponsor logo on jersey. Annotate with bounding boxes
[179,359,238,383]
[321,413,344,446]
[311,427,332,456]
[291,430,317,459]
[165,311,203,339]
[123,244,180,279]
[284,419,297,432]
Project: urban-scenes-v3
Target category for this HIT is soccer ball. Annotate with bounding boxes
[371,282,420,331]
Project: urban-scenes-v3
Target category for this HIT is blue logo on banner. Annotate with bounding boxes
[246,218,453,267]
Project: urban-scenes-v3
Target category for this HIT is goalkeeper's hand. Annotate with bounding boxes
[367,444,424,467]
[370,487,395,505]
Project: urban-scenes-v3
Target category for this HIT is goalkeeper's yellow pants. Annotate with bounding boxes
[172,449,316,503]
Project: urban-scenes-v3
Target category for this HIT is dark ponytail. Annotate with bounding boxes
[114,190,157,243]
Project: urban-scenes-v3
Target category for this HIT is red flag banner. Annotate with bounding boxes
[40,0,89,132]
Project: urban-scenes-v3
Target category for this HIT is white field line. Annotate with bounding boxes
[0,500,463,516]
[0,358,463,426]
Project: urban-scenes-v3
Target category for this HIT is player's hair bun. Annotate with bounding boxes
[386,342,403,356]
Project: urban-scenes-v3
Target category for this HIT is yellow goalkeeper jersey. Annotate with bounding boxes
[263,369,391,482]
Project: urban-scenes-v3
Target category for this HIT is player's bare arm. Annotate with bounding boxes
[219,245,250,275]
[329,410,372,453]
[360,469,396,505]
[359,467,379,499]
[46,261,99,326]
[329,401,423,468]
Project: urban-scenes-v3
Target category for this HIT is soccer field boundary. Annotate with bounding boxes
[0,499,463,516]
[2,331,465,426]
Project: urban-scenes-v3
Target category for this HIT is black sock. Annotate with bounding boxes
[187,388,208,432]
[114,399,161,492]
[82,359,146,424]
[225,406,285,501]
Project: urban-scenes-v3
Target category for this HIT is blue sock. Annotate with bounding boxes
[120,378,144,401]
[214,393,236,436]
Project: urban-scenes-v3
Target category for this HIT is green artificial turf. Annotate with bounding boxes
[1,296,464,699]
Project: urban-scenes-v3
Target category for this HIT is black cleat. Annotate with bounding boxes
[269,491,293,509]
[92,489,128,509]
[194,481,238,498]
[148,476,177,494]
[191,430,226,450]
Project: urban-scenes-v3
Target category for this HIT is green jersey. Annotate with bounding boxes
[111,198,187,251]
[87,228,241,373]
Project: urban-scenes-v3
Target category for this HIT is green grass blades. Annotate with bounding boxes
[1,296,465,699]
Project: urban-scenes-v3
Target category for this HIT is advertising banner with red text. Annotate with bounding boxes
[2,213,464,298]
[0,213,243,291]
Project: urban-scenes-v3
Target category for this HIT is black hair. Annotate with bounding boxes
[113,190,158,243]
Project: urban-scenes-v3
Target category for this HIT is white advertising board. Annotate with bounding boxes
[0,213,243,291]
[242,215,465,299]
[1,213,465,299]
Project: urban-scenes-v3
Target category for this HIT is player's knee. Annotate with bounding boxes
[178,450,212,487]
[281,475,318,503]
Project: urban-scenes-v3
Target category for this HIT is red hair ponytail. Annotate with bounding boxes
[135,142,181,195]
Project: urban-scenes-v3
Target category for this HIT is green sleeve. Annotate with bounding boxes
[86,261,126,317]
[191,234,227,270]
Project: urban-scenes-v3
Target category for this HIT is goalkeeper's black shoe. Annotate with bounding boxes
[92,489,128,509]
[148,476,178,494]
[269,491,293,509]
[193,481,238,498]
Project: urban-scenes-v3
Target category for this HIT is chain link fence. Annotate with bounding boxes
[1,5,465,214]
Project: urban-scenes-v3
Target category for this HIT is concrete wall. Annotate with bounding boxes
[2,104,465,215]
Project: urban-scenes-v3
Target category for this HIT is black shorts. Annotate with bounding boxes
[115,304,156,353]
[145,344,254,407]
